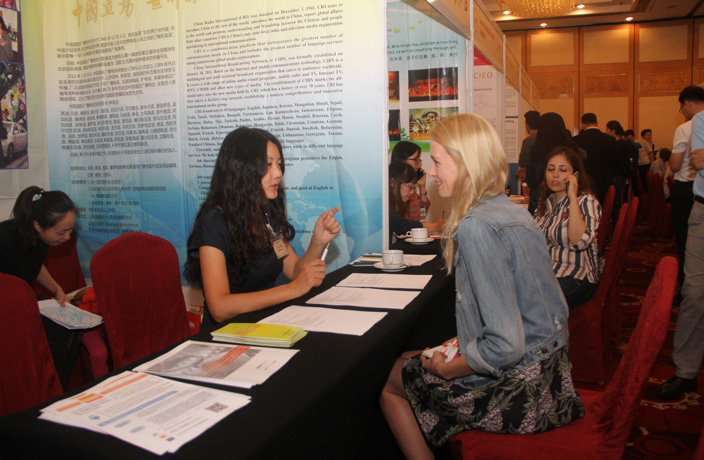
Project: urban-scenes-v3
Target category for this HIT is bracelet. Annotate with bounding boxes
[420,192,428,196]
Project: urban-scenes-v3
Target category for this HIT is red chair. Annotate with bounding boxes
[90,232,190,369]
[449,256,678,460]
[567,204,628,384]
[596,185,615,252]
[31,231,86,299]
[0,274,63,417]
[607,196,639,348]
[636,171,649,218]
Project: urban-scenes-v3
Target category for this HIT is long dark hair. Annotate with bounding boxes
[388,160,416,217]
[9,186,76,252]
[526,112,579,189]
[390,141,421,162]
[184,127,295,286]
[606,120,625,137]
[537,146,593,217]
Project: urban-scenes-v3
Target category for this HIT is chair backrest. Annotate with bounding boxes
[90,232,190,369]
[616,196,638,275]
[0,274,63,417]
[589,203,629,309]
[593,256,677,456]
[597,186,615,252]
[32,231,86,299]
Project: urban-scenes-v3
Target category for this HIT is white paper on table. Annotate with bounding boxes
[260,305,387,336]
[39,371,251,455]
[402,254,437,266]
[133,340,298,389]
[336,273,431,290]
[38,299,103,329]
[306,286,420,310]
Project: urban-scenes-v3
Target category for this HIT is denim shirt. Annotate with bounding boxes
[454,193,570,389]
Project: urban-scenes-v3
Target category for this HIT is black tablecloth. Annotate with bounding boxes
[0,256,456,460]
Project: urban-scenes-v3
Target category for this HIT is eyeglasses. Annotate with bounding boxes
[407,156,421,164]
[680,101,686,113]
[401,183,415,191]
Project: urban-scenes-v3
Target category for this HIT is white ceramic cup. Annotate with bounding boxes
[382,249,404,267]
[406,228,428,240]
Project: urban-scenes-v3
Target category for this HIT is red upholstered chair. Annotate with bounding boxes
[607,196,639,348]
[0,274,63,417]
[449,256,678,460]
[90,232,190,369]
[32,231,86,299]
[693,423,704,460]
[596,185,615,252]
[567,201,632,384]
[636,171,649,218]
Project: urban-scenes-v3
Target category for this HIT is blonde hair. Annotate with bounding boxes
[432,113,507,272]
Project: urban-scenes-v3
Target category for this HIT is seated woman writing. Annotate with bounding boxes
[534,146,602,309]
[184,127,341,330]
[388,160,444,242]
[380,114,583,460]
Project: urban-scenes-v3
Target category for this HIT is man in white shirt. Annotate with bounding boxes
[670,86,704,287]
[657,93,704,400]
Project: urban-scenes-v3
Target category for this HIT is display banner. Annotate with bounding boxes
[37,0,385,274]
[387,1,467,151]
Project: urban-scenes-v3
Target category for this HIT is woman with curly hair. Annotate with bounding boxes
[185,127,340,329]
[380,114,583,460]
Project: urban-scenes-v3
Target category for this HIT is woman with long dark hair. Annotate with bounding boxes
[525,112,580,214]
[388,161,444,242]
[391,141,430,219]
[535,146,602,309]
[185,127,340,329]
[0,186,76,303]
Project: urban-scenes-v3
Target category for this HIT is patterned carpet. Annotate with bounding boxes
[588,217,703,459]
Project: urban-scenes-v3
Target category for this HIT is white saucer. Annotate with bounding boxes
[405,237,434,245]
[374,262,409,272]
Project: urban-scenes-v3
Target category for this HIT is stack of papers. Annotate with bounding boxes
[211,322,307,347]
[134,340,298,389]
[260,306,387,336]
[38,299,103,329]
[40,371,251,455]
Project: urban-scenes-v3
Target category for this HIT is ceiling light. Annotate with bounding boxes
[504,0,575,18]
[576,4,585,8]
[626,16,633,21]
[540,22,547,27]
[503,10,511,15]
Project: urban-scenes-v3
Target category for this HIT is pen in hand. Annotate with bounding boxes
[321,242,330,261]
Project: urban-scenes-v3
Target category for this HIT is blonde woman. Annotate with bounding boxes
[379,114,583,460]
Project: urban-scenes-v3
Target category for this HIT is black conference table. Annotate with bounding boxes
[0,242,456,460]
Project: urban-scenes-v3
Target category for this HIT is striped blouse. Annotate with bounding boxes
[534,193,602,284]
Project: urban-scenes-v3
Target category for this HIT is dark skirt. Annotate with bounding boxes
[402,347,584,446]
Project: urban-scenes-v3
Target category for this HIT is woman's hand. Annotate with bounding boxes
[291,259,326,297]
[312,206,341,246]
[417,169,427,188]
[54,287,69,307]
[566,173,579,202]
[421,351,472,380]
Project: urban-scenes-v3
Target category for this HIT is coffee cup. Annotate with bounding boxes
[382,249,404,267]
[406,228,428,240]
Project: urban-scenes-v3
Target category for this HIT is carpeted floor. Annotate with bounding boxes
[590,217,703,459]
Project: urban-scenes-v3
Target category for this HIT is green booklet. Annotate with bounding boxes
[211,323,307,348]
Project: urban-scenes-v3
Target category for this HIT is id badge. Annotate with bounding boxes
[271,234,288,259]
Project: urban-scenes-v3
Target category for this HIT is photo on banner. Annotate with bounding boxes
[33,0,386,275]
[0,2,25,170]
